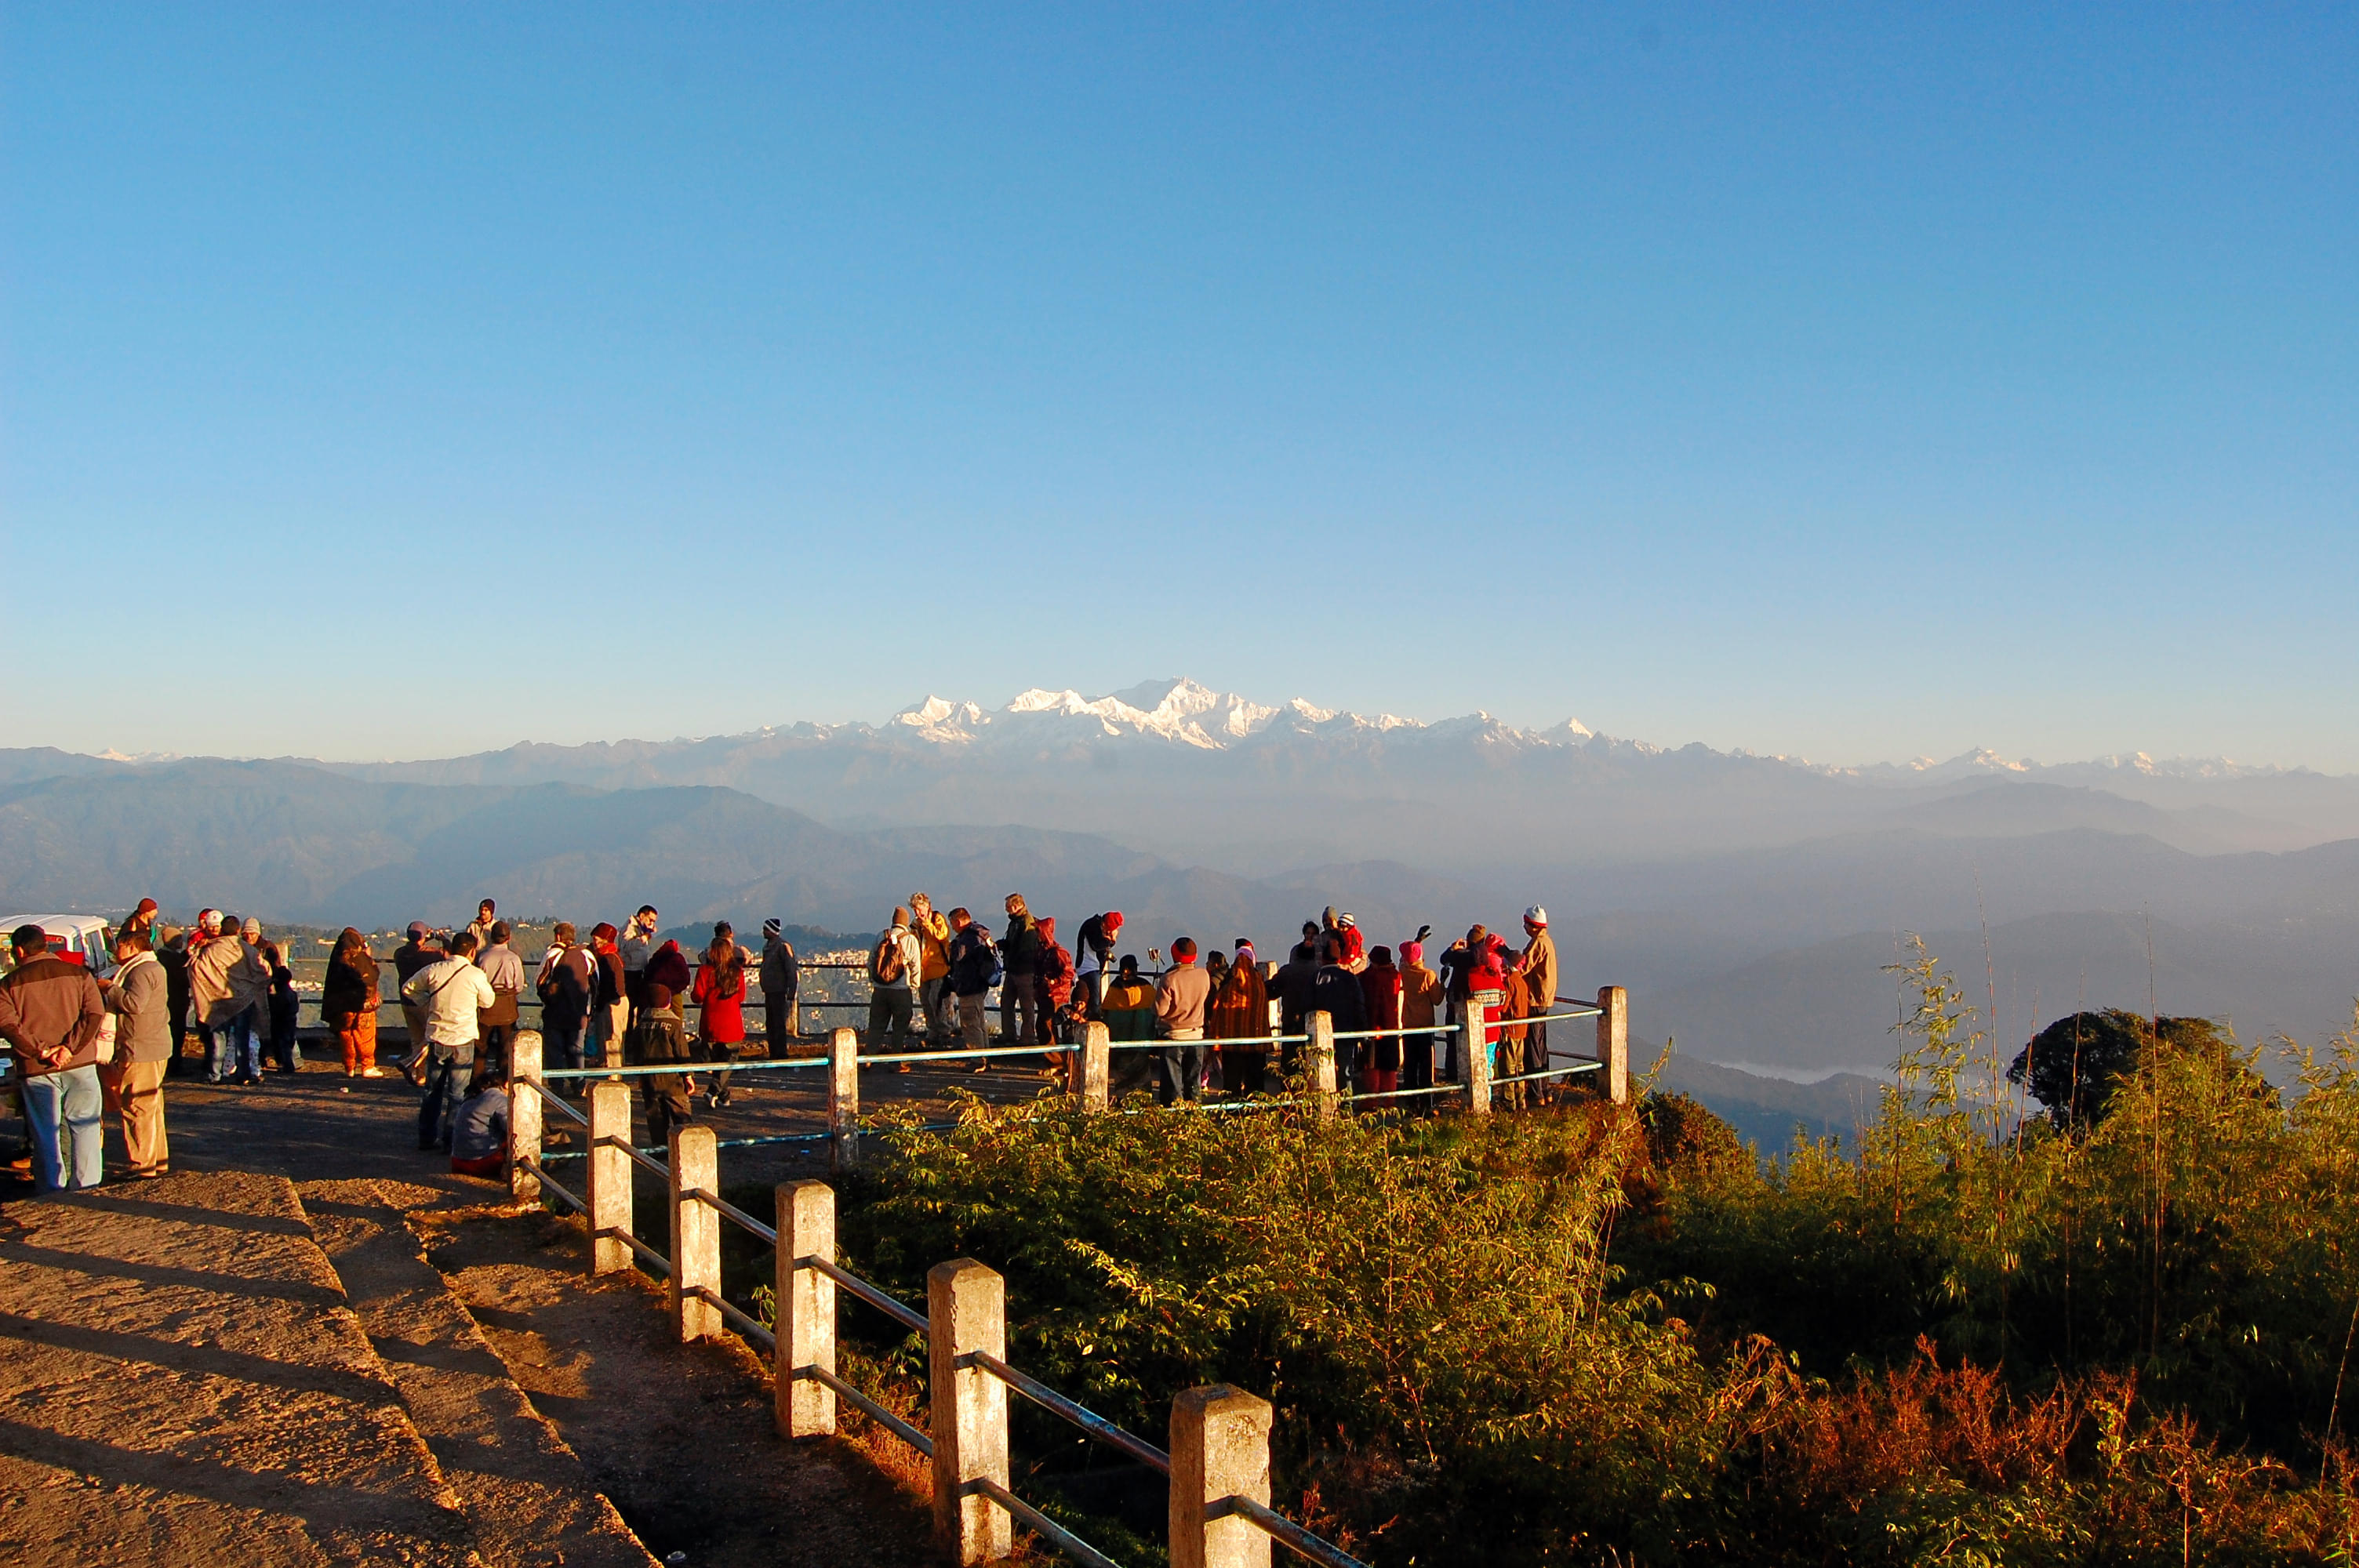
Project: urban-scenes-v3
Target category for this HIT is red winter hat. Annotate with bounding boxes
[1103,911,1124,929]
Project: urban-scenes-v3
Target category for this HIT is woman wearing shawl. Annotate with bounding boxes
[1207,940,1270,1095]
[322,928,383,1077]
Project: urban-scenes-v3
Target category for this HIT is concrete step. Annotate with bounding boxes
[298,1178,657,1568]
[0,1170,478,1566]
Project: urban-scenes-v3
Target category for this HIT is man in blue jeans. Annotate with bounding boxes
[0,923,109,1191]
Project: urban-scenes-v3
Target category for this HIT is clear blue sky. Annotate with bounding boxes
[6,5,2354,768]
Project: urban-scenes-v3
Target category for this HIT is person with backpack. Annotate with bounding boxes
[322,927,384,1077]
[867,909,921,1058]
[999,893,1042,1047]
[692,930,748,1108]
[632,938,695,1145]
[945,908,999,1054]
[100,927,173,1177]
[535,923,596,1084]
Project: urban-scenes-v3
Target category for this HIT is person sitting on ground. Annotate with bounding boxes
[449,1060,511,1180]
[692,930,747,1109]
[1153,937,1212,1105]
[1207,939,1270,1096]
[1100,955,1158,1048]
[323,927,383,1077]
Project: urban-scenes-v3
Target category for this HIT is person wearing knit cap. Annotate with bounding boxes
[1073,912,1125,1014]
[587,923,629,1071]
[1208,940,1270,1096]
[760,920,798,1055]
[1520,906,1558,1097]
[1398,938,1444,1105]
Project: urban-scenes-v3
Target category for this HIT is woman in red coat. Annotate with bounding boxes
[692,934,747,1109]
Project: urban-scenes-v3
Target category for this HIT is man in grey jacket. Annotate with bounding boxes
[102,928,173,1177]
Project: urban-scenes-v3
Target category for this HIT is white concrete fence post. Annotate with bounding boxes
[669,1123,723,1342]
[829,1025,860,1174]
[1170,1384,1275,1568]
[586,1080,633,1275]
[1460,1001,1492,1115]
[1079,1021,1110,1110]
[1597,985,1629,1104]
[508,1028,543,1200]
[929,1258,1012,1565]
[776,1179,836,1439]
[1304,1011,1339,1121]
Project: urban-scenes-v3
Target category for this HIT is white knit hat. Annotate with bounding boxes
[1524,906,1548,927]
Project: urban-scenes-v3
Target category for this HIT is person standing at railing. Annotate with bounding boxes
[322,927,383,1078]
[867,909,921,1062]
[1274,939,1318,1075]
[1496,950,1535,1110]
[944,909,997,1054]
[1398,939,1442,1105]
[1151,937,1212,1104]
[1518,908,1558,1101]
[586,923,629,1070]
[634,938,694,1145]
[392,922,442,1085]
[465,898,499,956]
[260,933,300,1073]
[1358,946,1403,1101]
[692,931,747,1109]
[1207,939,1268,1095]
[475,922,525,1071]
[404,931,496,1151]
[1073,910,1124,1016]
[536,924,596,1088]
[620,906,660,1026]
[1034,916,1074,1058]
[759,919,798,1054]
[1000,894,1042,1048]
[1310,936,1368,1091]
[907,895,951,1045]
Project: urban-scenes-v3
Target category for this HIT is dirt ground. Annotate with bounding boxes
[422,1203,936,1568]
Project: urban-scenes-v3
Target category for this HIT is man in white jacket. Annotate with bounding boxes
[403,931,496,1150]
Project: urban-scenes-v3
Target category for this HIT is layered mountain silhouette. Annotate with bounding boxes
[7,677,2357,1084]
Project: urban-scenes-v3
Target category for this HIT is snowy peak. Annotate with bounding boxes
[898,681,1584,753]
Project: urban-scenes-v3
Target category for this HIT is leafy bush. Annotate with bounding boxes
[822,946,2359,1564]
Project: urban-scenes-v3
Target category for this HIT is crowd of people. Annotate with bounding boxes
[1,889,1568,1194]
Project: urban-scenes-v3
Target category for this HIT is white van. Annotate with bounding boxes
[2,914,121,1058]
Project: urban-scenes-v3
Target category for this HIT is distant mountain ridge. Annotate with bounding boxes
[9,677,2330,873]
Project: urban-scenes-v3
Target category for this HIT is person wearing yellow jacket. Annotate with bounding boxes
[908,892,954,1044]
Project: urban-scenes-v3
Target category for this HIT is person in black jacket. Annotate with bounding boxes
[946,909,998,1051]
[1309,936,1368,1094]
